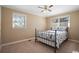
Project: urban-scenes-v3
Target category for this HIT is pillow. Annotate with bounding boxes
[58,26,68,31]
[52,27,58,30]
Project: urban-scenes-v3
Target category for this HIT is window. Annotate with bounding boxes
[12,13,26,28]
[52,16,70,29]
[60,16,70,27]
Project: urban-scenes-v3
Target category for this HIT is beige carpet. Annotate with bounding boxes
[1,39,79,53]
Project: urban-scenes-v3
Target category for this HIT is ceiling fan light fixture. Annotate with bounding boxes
[38,5,53,12]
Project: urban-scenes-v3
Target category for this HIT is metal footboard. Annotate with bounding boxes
[35,28,57,53]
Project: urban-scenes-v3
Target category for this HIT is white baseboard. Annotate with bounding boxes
[1,37,35,47]
[69,39,79,43]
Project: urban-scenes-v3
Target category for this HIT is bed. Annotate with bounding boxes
[35,27,68,52]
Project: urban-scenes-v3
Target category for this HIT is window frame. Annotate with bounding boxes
[52,15,70,28]
[12,12,27,29]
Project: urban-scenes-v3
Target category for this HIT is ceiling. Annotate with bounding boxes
[2,5,79,17]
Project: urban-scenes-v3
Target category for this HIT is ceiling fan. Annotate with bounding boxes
[38,5,53,12]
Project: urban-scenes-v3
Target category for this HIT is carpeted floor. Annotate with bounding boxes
[1,38,79,53]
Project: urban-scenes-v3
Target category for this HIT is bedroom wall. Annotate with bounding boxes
[0,6,1,51]
[46,11,79,41]
[1,7,46,44]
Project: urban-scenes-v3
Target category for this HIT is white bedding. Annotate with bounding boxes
[37,30,67,48]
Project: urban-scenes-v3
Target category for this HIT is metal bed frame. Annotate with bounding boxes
[35,28,68,53]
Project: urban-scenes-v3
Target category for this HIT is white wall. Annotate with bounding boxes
[0,6,1,52]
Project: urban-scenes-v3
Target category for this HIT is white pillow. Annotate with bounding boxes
[52,27,58,30]
[58,26,67,30]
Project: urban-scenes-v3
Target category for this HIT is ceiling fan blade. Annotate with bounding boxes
[48,9,52,12]
[38,6,44,9]
[49,5,53,8]
[41,10,44,12]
